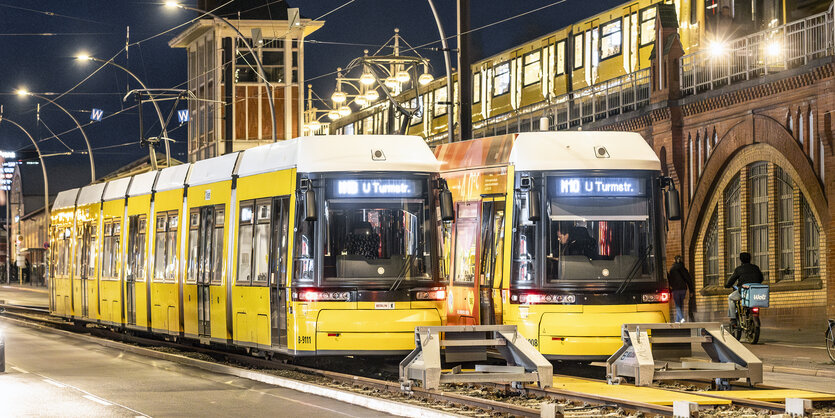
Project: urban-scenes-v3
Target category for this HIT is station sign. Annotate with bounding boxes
[328,179,422,198]
[552,176,646,197]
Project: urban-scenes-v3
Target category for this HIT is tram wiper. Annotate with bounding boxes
[616,244,652,294]
[389,255,413,292]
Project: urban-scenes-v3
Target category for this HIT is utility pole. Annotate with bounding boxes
[457,0,472,142]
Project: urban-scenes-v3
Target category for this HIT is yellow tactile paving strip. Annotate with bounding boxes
[703,390,835,402]
[552,377,732,406]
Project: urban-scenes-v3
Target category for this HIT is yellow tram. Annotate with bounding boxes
[49,135,450,356]
[435,132,677,360]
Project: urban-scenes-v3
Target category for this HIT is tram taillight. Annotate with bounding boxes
[642,291,670,303]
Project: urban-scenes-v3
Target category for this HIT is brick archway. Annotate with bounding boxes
[682,114,827,265]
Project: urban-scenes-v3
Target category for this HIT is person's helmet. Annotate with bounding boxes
[739,252,752,263]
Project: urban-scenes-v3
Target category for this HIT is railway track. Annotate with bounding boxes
[0,303,824,417]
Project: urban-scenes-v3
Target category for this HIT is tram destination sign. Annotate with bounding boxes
[328,179,422,198]
[552,176,646,197]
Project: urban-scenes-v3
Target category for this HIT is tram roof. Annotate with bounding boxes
[155,163,191,193]
[236,135,440,177]
[102,177,131,202]
[52,188,79,211]
[128,171,159,197]
[436,132,660,172]
[76,183,106,206]
[187,152,239,187]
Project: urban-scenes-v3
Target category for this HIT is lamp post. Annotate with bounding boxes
[76,55,170,167]
[0,115,49,286]
[164,1,277,142]
[16,90,96,183]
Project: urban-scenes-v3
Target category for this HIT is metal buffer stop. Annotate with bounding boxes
[399,325,553,391]
[606,322,762,389]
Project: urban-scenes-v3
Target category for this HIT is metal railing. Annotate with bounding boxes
[426,68,651,144]
[680,3,834,96]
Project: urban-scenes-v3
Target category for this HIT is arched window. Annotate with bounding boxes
[724,175,742,275]
[802,196,820,279]
[704,210,720,286]
[689,134,695,197]
[809,110,815,161]
[705,129,712,157]
[696,132,702,176]
[788,112,794,135]
[799,112,805,145]
[776,167,794,282]
[820,141,825,181]
[749,162,769,282]
[712,129,718,148]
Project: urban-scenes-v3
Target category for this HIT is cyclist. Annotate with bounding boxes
[725,252,764,327]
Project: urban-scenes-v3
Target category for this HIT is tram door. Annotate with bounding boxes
[449,202,481,325]
[79,223,91,318]
[196,206,215,337]
[269,197,290,348]
[125,216,142,326]
[478,198,505,325]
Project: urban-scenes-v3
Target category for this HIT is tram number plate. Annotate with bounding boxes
[375,302,395,310]
[527,338,538,347]
[298,335,312,344]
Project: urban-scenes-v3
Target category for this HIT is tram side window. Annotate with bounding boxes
[555,40,566,76]
[253,202,271,284]
[88,225,97,278]
[473,72,481,103]
[112,221,122,279]
[523,50,541,86]
[511,193,537,283]
[434,86,448,117]
[166,214,178,281]
[131,216,147,281]
[640,6,656,46]
[154,214,167,281]
[600,19,622,60]
[211,208,224,285]
[237,203,254,285]
[75,231,83,277]
[187,210,199,284]
[273,197,291,286]
[493,62,510,96]
[293,192,316,283]
[453,204,479,283]
[102,222,112,278]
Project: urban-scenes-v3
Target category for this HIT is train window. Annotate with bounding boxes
[253,201,272,285]
[238,203,255,285]
[154,214,167,281]
[273,197,291,287]
[640,6,656,46]
[129,215,147,282]
[600,19,622,60]
[434,86,448,117]
[102,221,112,278]
[88,225,97,278]
[166,214,178,281]
[212,207,224,284]
[573,33,584,69]
[293,192,316,283]
[453,203,479,284]
[75,234,83,278]
[493,62,510,96]
[555,41,566,75]
[523,50,541,86]
[511,193,537,283]
[187,210,199,284]
[473,73,481,104]
[112,219,122,279]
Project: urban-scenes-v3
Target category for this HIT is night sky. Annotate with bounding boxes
[0,0,624,174]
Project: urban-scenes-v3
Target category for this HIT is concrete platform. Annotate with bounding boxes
[0,318,395,417]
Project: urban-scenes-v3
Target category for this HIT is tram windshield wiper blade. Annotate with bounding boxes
[389,255,413,292]
[616,244,652,294]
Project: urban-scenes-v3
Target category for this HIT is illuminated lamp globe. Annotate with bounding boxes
[359,72,375,85]
[331,91,347,103]
[354,95,368,107]
[395,70,410,83]
[418,72,434,85]
[365,89,379,102]
[384,76,398,89]
[328,110,341,120]
[766,41,781,57]
[338,105,352,116]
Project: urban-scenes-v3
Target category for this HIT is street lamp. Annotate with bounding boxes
[16,89,96,183]
[75,55,170,167]
[164,1,277,142]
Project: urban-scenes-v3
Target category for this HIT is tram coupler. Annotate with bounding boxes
[399,325,553,391]
[606,322,762,387]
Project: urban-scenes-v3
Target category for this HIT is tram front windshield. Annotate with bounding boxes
[513,175,655,286]
[323,178,432,284]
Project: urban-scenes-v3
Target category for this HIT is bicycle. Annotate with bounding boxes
[826,319,835,363]
[729,284,769,344]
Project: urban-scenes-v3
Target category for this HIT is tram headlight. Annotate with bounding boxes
[293,289,351,302]
[511,292,575,304]
[642,291,670,303]
[414,287,446,301]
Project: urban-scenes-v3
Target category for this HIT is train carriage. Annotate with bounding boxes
[49,135,451,357]
[436,132,677,360]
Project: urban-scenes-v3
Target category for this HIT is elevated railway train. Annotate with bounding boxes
[328,0,830,140]
[49,135,452,356]
[434,132,680,360]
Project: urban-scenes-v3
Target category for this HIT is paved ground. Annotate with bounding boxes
[0,285,49,307]
[0,319,394,417]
